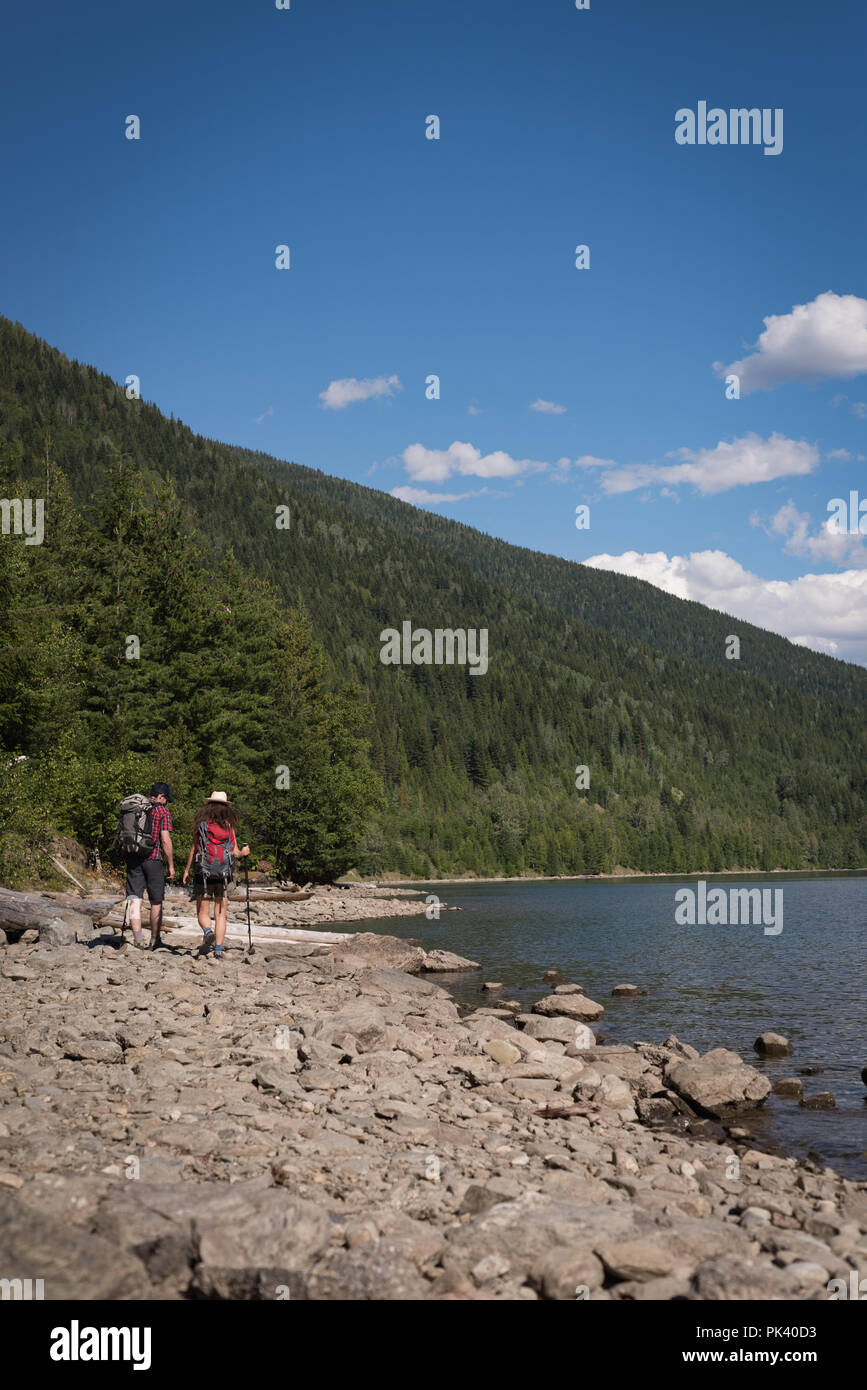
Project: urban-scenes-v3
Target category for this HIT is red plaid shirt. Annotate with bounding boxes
[148,801,172,860]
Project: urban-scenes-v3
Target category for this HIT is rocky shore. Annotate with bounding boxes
[1,909,865,1301]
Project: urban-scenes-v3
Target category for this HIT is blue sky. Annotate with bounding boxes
[2,0,866,660]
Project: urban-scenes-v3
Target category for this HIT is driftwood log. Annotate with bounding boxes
[0,886,113,943]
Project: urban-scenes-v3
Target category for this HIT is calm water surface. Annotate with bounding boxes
[356,874,867,1179]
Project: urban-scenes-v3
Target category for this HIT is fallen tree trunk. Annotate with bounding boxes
[0,886,98,943]
[40,893,122,921]
[97,906,349,946]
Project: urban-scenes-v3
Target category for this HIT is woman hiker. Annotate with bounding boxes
[182,792,250,961]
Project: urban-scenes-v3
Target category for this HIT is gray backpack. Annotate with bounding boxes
[115,794,156,858]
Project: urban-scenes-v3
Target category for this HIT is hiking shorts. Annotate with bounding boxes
[125,857,166,905]
[191,874,232,902]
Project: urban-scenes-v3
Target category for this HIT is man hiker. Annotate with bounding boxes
[125,782,175,950]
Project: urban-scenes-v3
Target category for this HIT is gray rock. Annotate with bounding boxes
[307,1244,429,1300]
[754,1032,790,1057]
[533,993,604,1022]
[595,1075,634,1111]
[422,949,480,972]
[773,1077,803,1099]
[445,1192,648,1281]
[459,1182,521,1216]
[334,933,426,974]
[799,1092,835,1109]
[61,1038,124,1064]
[611,984,642,997]
[534,1247,605,1299]
[471,1252,511,1284]
[314,1003,388,1053]
[298,1039,350,1067]
[0,1191,149,1299]
[193,1190,332,1299]
[520,1015,585,1045]
[96,1181,332,1300]
[688,1254,806,1300]
[637,1096,677,1124]
[483,1039,522,1066]
[596,1219,748,1284]
[665,1048,772,1119]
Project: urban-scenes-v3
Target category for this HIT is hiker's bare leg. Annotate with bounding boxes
[149,900,162,937]
[196,895,211,932]
[128,895,144,944]
[214,895,228,947]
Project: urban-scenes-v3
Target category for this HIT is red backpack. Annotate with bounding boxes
[195,820,236,884]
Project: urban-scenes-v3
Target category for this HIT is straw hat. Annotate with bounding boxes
[208,791,229,803]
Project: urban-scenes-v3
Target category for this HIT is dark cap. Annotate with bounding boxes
[150,782,174,803]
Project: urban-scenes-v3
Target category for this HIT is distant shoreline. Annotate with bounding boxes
[372,866,867,888]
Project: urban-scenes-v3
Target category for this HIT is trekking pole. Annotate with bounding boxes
[244,856,254,956]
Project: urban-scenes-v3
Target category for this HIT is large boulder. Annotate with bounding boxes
[39,917,80,947]
[422,949,480,972]
[533,993,604,1022]
[520,1015,591,1046]
[93,1182,332,1299]
[313,1002,389,1053]
[444,1192,653,1287]
[665,1048,771,1118]
[0,1191,149,1300]
[333,932,426,974]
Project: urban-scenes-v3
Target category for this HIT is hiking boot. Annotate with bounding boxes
[148,933,163,952]
[200,928,215,956]
[132,932,147,950]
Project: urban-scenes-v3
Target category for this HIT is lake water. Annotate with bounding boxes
[358,874,867,1180]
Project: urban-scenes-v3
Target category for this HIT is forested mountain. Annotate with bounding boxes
[2,315,866,881]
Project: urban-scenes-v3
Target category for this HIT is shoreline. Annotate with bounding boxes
[1,921,863,1301]
[373,867,867,888]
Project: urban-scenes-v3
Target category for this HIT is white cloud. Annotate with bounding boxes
[715,291,867,394]
[853,402,867,419]
[254,405,274,423]
[319,374,402,410]
[467,401,482,416]
[574,454,618,470]
[590,433,818,496]
[530,398,566,415]
[582,548,867,664]
[391,485,490,505]
[396,434,820,497]
[763,500,867,568]
[401,440,549,484]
